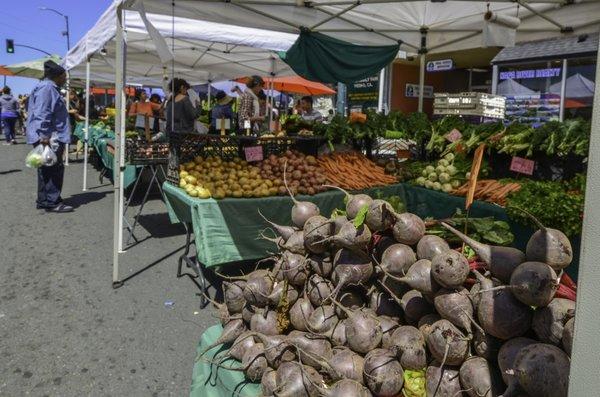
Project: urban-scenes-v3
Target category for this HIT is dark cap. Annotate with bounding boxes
[44,60,66,79]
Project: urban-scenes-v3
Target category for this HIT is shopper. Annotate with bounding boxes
[238,75,265,132]
[129,89,161,140]
[165,78,201,135]
[149,93,163,135]
[0,86,19,144]
[210,90,234,131]
[26,60,73,213]
[299,96,323,122]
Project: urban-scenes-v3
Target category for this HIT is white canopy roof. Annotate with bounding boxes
[549,73,595,98]
[120,0,600,54]
[497,78,540,96]
[65,1,298,86]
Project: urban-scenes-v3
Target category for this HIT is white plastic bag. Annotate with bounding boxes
[42,145,58,167]
[25,145,57,168]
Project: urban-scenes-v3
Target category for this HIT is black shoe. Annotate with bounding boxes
[45,203,74,213]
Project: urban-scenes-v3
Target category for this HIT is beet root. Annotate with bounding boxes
[275,361,323,397]
[509,261,558,307]
[427,319,470,366]
[307,254,333,278]
[258,208,297,241]
[417,235,450,261]
[400,289,435,323]
[391,259,440,295]
[344,308,383,354]
[331,248,373,296]
[223,280,246,314]
[307,274,334,307]
[418,313,441,339]
[289,297,314,332]
[392,212,426,245]
[303,215,333,254]
[389,325,427,370]
[434,287,478,334]
[369,290,401,319]
[250,310,280,335]
[532,298,575,345]
[562,317,574,356]
[365,199,396,232]
[431,250,470,289]
[288,331,333,370]
[497,336,537,396]
[306,304,339,335]
[377,243,417,277]
[324,379,371,397]
[329,347,365,382]
[526,224,573,271]
[228,331,257,361]
[242,269,274,307]
[363,348,404,396]
[514,343,570,397]
[327,221,372,253]
[261,367,278,396]
[280,251,309,287]
[426,361,462,397]
[198,318,247,357]
[378,315,400,349]
[473,328,502,361]
[241,342,268,382]
[459,356,503,397]
[324,185,373,220]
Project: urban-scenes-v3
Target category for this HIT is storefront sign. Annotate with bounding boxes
[510,156,535,175]
[499,68,561,80]
[347,75,379,111]
[244,146,264,162]
[445,128,462,142]
[405,84,434,99]
[426,59,454,72]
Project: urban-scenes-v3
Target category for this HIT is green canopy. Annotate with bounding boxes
[281,31,399,84]
[5,54,62,79]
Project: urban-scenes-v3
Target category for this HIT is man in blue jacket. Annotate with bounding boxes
[26,60,73,213]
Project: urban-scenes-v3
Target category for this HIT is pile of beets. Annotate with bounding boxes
[202,183,576,397]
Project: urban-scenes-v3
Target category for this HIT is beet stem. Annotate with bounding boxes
[283,160,299,205]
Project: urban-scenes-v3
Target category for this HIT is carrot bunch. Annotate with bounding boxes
[317,152,397,190]
[452,179,521,206]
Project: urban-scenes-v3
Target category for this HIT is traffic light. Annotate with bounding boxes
[6,39,14,53]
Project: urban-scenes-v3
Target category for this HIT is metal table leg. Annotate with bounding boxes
[125,164,162,246]
[177,222,209,308]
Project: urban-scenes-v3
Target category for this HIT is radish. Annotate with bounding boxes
[427,319,470,366]
[303,215,333,254]
[532,298,575,345]
[509,261,558,307]
[261,368,277,396]
[197,318,247,357]
[365,199,396,232]
[426,361,462,397]
[275,361,323,397]
[386,259,440,294]
[280,251,309,287]
[376,243,417,277]
[284,162,320,228]
[392,212,426,245]
[307,254,333,277]
[307,273,334,306]
[324,185,373,220]
[441,222,525,283]
[473,270,532,340]
[434,288,480,335]
[250,310,280,335]
[223,280,246,314]
[417,235,450,261]
[258,208,297,241]
[363,348,404,396]
[431,250,470,289]
[497,337,537,396]
[378,315,400,349]
[389,325,427,370]
[289,295,314,332]
[331,248,374,297]
[329,347,365,382]
[562,317,574,356]
[514,343,570,397]
[459,356,503,397]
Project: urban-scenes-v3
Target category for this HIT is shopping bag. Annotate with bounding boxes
[25,145,58,168]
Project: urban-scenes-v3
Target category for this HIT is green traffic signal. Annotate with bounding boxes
[6,39,14,53]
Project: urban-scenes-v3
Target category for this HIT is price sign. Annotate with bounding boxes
[244,146,264,162]
[510,156,535,175]
[445,128,462,142]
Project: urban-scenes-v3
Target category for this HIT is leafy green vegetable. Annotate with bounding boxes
[353,204,370,228]
[402,369,426,397]
[426,210,515,246]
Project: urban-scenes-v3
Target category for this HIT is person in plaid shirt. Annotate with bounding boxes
[237,75,265,133]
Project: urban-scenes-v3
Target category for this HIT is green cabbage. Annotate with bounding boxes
[403,369,426,397]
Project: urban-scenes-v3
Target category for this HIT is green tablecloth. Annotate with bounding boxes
[191,325,260,397]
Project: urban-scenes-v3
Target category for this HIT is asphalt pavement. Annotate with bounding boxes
[0,141,217,396]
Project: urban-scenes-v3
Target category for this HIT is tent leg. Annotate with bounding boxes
[418,54,425,112]
[207,81,211,107]
[113,4,125,287]
[336,83,346,115]
[83,59,90,191]
[559,58,567,122]
[491,65,499,95]
[568,40,600,395]
[378,67,385,113]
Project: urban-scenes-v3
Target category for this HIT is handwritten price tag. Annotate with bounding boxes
[445,128,462,143]
[244,146,264,162]
[510,156,535,175]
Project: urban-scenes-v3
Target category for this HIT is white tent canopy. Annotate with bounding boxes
[550,73,596,98]
[64,1,299,86]
[497,78,540,96]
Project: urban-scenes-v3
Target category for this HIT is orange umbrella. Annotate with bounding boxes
[0,66,14,76]
[237,75,336,95]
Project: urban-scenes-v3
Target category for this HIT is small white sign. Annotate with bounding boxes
[405,84,434,99]
[426,59,454,72]
[243,120,251,130]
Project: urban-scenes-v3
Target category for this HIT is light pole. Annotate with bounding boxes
[39,6,72,164]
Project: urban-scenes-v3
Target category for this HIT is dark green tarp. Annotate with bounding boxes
[281,31,399,84]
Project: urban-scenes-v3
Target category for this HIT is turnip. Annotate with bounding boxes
[392,212,426,245]
[261,367,278,396]
[284,162,320,228]
[258,208,297,241]
[228,331,256,361]
[514,343,570,397]
[376,243,417,277]
[307,273,334,306]
[385,259,440,295]
[307,254,333,277]
[323,221,372,253]
[250,310,281,335]
[275,361,323,397]
[532,298,575,345]
[331,248,374,297]
[378,316,400,349]
[389,325,427,370]
[441,222,525,284]
[473,328,501,361]
[289,295,314,332]
[323,379,371,397]
[329,347,365,382]
[518,208,573,270]
[497,337,537,396]
[324,185,373,220]
[427,319,470,366]
[459,356,503,397]
[365,199,395,232]
[223,280,246,314]
[562,317,574,356]
[509,261,558,307]
[197,318,247,357]
[473,270,532,340]
[431,250,470,289]
[417,235,450,261]
[426,361,462,397]
[280,251,309,287]
[241,342,268,382]
[434,288,480,335]
[363,348,404,396]
[303,215,333,254]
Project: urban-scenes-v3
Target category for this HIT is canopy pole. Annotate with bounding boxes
[83,57,91,191]
[568,38,600,396]
[377,67,386,113]
[113,4,126,288]
[269,57,276,132]
[207,80,212,107]
[418,54,425,113]
[491,65,499,95]
[559,58,567,122]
